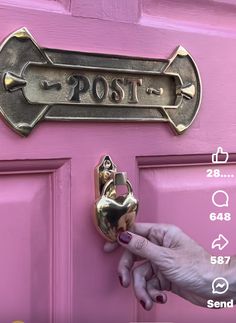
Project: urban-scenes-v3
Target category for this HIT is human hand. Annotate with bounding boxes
[104,223,235,310]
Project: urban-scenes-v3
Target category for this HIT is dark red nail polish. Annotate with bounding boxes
[140,300,146,309]
[118,275,123,286]
[156,295,164,304]
[118,232,132,244]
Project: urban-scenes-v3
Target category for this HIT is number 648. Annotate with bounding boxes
[209,212,231,221]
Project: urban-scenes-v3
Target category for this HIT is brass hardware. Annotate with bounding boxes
[176,83,196,100]
[146,87,163,96]
[94,156,138,241]
[95,155,117,198]
[4,72,27,92]
[0,28,201,136]
[12,321,24,323]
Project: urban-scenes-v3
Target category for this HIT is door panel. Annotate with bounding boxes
[0,0,235,322]
[138,156,236,322]
[0,173,51,323]
[0,160,71,323]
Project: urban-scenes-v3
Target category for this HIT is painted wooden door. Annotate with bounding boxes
[0,0,235,322]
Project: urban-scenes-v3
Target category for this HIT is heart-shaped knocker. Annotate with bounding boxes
[94,156,138,241]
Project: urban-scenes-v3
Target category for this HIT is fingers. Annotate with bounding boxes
[132,263,168,310]
[104,223,180,253]
[117,231,172,269]
[132,262,154,310]
[103,222,169,252]
[132,223,170,239]
[103,241,119,252]
[146,278,167,304]
[131,223,181,248]
[118,249,144,287]
[117,249,134,287]
[103,222,165,253]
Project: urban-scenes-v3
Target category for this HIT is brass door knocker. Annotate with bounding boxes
[94,156,138,241]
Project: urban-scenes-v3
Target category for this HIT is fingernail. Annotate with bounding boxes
[118,232,132,244]
[156,295,164,304]
[118,275,123,286]
[140,300,146,309]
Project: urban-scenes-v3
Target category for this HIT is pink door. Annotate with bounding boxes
[0,0,235,322]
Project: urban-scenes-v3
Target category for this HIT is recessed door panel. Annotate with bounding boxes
[0,173,51,323]
[138,159,236,323]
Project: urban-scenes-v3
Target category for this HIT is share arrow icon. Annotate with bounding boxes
[212,234,229,251]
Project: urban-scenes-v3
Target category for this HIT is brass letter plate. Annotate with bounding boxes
[0,28,201,136]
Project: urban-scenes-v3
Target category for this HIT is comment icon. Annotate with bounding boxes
[212,190,229,208]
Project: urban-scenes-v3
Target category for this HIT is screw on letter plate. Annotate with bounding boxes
[146,87,163,96]
[0,28,201,136]
[41,80,62,91]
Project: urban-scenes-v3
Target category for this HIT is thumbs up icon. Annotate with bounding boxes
[212,147,229,164]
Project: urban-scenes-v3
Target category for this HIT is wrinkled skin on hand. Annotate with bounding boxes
[104,223,234,310]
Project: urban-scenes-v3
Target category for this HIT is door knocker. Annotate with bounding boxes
[94,156,138,241]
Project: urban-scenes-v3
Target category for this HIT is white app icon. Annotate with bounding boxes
[212,147,229,164]
[212,234,229,251]
[212,277,229,295]
[212,190,229,208]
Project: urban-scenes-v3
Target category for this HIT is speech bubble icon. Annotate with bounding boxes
[212,277,229,295]
[212,190,229,207]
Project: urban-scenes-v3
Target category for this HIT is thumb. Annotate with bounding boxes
[117,231,171,266]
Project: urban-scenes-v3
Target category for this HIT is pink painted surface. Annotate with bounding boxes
[0,0,68,12]
[0,173,51,323]
[0,0,235,322]
[71,0,140,22]
[138,159,236,322]
[0,160,71,323]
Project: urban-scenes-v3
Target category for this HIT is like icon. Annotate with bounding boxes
[212,147,229,164]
